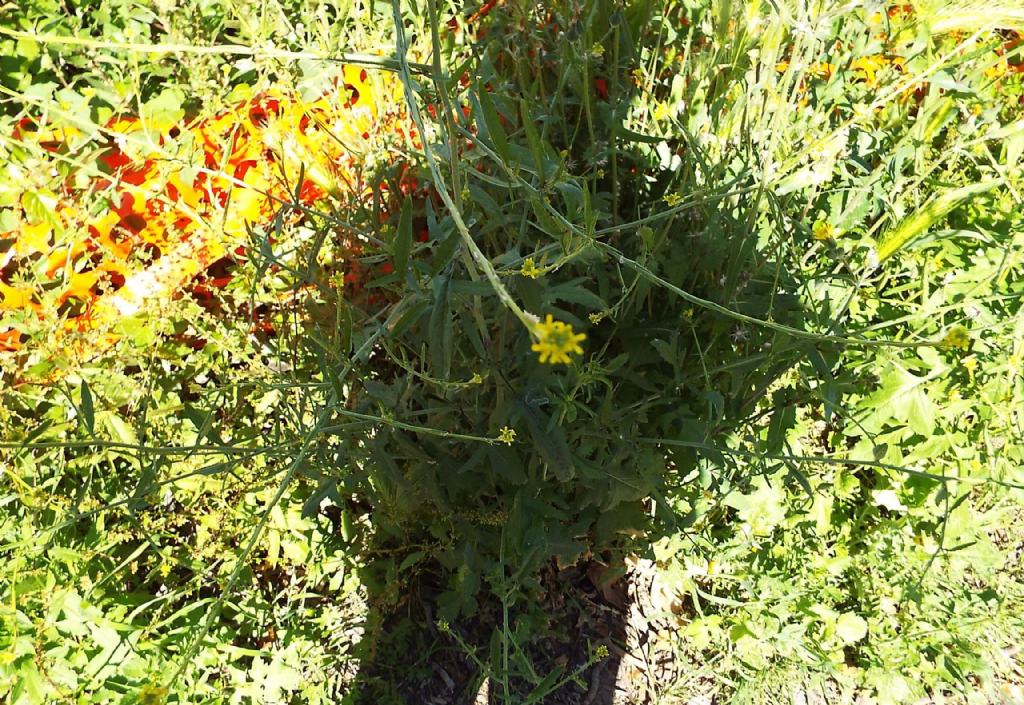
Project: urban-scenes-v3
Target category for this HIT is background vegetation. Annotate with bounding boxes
[1,0,1022,703]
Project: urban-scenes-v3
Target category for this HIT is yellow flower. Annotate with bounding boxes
[531,314,586,364]
[0,282,35,311]
[520,257,543,279]
[941,325,970,351]
[850,55,888,87]
[663,192,683,207]
[138,683,168,705]
[775,60,790,74]
[812,221,835,241]
[984,62,1008,79]
[811,62,835,80]
[497,427,517,445]
[653,101,671,122]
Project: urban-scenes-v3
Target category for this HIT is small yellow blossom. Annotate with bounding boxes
[852,103,876,123]
[588,311,607,324]
[812,221,835,241]
[520,257,543,279]
[941,325,970,351]
[139,683,168,705]
[653,101,671,121]
[811,62,835,80]
[469,373,484,385]
[663,192,683,207]
[984,62,1008,79]
[531,314,586,364]
[775,60,790,74]
[1008,353,1020,374]
[497,427,517,445]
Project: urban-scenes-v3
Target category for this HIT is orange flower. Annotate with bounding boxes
[3,64,407,371]
[0,328,23,351]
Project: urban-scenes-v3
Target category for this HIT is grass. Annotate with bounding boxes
[1,0,1023,703]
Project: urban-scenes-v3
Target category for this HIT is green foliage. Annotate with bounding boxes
[2,0,1024,703]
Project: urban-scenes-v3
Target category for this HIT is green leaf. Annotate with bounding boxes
[428,273,453,379]
[520,98,550,178]
[876,181,998,262]
[547,279,607,309]
[905,387,935,436]
[517,401,574,482]
[651,338,676,366]
[864,367,935,436]
[101,411,138,446]
[525,663,565,701]
[13,662,48,705]
[612,123,663,144]
[872,489,907,513]
[21,190,64,234]
[398,551,426,572]
[766,404,795,453]
[472,84,511,162]
[394,195,413,279]
[835,612,868,644]
[79,380,95,436]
